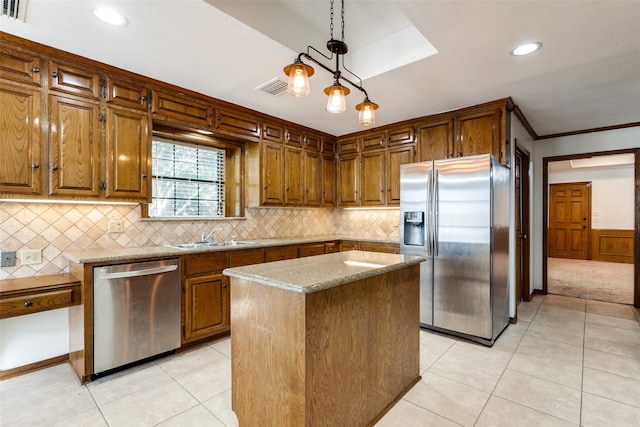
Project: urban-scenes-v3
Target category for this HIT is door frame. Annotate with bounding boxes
[542,148,640,307]
[515,142,531,303]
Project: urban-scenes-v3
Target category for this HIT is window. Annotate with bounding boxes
[149,138,225,218]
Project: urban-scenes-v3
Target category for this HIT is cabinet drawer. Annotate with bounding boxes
[298,243,325,258]
[184,252,228,276]
[265,246,299,262]
[228,249,265,267]
[48,60,100,99]
[1,289,74,319]
[340,241,359,251]
[325,242,339,253]
[359,242,400,254]
[0,46,42,86]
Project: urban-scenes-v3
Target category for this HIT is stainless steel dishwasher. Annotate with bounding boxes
[93,258,181,375]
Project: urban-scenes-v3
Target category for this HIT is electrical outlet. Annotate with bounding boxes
[19,249,42,265]
[108,218,125,233]
[1,251,15,267]
[302,218,308,226]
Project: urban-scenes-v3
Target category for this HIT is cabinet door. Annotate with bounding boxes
[0,83,42,194]
[386,145,415,205]
[262,142,284,205]
[298,243,325,257]
[0,46,42,86]
[105,106,150,200]
[322,139,336,154]
[284,146,303,206]
[48,95,100,197]
[359,242,400,254]
[262,121,284,143]
[285,128,304,148]
[228,249,265,267]
[303,150,321,206]
[361,150,385,206]
[265,246,299,262]
[48,61,100,99]
[387,125,415,146]
[105,76,148,111]
[361,131,386,151]
[304,133,321,152]
[215,106,261,140]
[340,241,359,251]
[338,136,360,155]
[337,154,359,206]
[418,118,453,161]
[151,89,213,128]
[183,274,229,343]
[321,153,336,207]
[324,242,338,253]
[454,109,500,159]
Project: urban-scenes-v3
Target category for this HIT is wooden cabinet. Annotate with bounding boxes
[48,94,101,197]
[284,146,304,205]
[362,131,387,151]
[337,154,360,207]
[361,125,414,151]
[340,241,359,251]
[104,76,149,111]
[265,246,299,262]
[285,128,304,147]
[261,142,285,205]
[386,144,415,205]
[304,132,322,152]
[214,106,261,141]
[325,242,339,253]
[104,106,150,200]
[361,150,386,206]
[0,46,43,86]
[298,243,325,258]
[303,150,321,206]
[417,117,453,162]
[0,274,81,319]
[183,252,229,344]
[455,107,503,161]
[262,121,284,143]
[322,139,336,154]
[151,89,213,128]
[228,248,265,267]
[321,153,336,207]
[338,136,360,155]
[48,60,100,99]
[0,83,43,195]
[359,241,400,254]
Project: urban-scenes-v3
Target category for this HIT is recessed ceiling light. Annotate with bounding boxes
[511,42,542,56]
[93,7,128,27]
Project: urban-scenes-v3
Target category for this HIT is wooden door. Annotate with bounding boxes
[386,145,415,205]
[303,150,321,206]
[515,144,531,302]
[548,182,591,259]
[284,146,303,205]
[183,274,229,343]
[321,153,335,207]
[0,83,42,195]
[337,154,359,206]
[417,119,452,162]
[261,142,284,205]
[48,95,100,197]
[361,150,385,205]
[105,106,150,200]
[455,109,499,159]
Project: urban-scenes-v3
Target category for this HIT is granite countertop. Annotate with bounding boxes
[63,235,399,264]
[223,251,425,294]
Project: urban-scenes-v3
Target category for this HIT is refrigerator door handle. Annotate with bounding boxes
[434,168,439,257]
[426,170,432,257]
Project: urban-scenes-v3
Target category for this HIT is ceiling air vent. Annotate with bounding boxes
[2,0,26,20]
[256,78,288,97]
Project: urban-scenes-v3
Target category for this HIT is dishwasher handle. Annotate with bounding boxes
[97,264,178,280]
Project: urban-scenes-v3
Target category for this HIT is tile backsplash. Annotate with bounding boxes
[0,202,400,279]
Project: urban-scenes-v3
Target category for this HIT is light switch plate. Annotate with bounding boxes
[1,251,15,267]
[19,249,42,265]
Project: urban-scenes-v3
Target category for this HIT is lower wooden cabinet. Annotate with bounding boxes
[359,241,400,254]
[298,243,325,257]
[265,246,299,262]
[340,241,359,251]
[183,274,229,344]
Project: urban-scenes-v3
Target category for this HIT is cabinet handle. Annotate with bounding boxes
[456,151,462,157]
[264,185,268,189]
[32,163,39,169]
[379,138,384,145]
[447,153,454,158]
[142,173,147,178]
[141,95,147,101]
[380,189,384,193]
[281,253,286,257]
[24,301,33,307]
[208,113,213,118]
[51,165,58,171]
[222,284,227,288]
[217,116,221,120]
[32,67,40,73]
[387,187,391,192]
[51,71,59,78]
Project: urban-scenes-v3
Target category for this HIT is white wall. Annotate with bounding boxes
[549,165,634,230]
[532,127,639,290]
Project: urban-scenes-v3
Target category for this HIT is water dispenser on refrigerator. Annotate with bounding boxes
[403,211,425,246]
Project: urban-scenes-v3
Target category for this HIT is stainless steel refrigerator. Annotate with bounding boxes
[400,154,510,346]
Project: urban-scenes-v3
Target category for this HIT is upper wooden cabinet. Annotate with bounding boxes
[304,133,322,152]
[0,83,43,195]
[261,142,285,205]
[321,153,336,207]
[386,145,415,204]
[338,136,360,155]
[48,60,101,99]
[105,106,150,200]
[361,150,386,205]
[454,107,503,161]
[214,106,261,141]
[0,46,43,86]
[262,121,284,143]
[337,154,360,207]
[417,117,453,162]
[284,146,304,206]
[360,125,415,151]
[151,89,213,128]
[285,128,304,148]
[303,150,321,207]
[104,76,149,111]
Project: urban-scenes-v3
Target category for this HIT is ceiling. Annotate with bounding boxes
[2,0,639,138]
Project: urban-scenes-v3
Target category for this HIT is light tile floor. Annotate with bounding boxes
[1,294,639,426]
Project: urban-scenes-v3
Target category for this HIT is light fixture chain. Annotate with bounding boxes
[329,0,334,40]
[341,0,345,41]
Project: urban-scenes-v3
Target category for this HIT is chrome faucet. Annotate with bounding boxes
[201,228,222,243]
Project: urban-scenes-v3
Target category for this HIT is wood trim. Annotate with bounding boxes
[537,122,640,140]
[591,229,634,263]
[512,105,538,140]
[0,354,68,381]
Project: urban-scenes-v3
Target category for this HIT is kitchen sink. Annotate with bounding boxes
[166,241,256,249]
[221,241,256,246]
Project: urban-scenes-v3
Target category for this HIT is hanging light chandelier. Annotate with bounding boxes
[283,0,379,126]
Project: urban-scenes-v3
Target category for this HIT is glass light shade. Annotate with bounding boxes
[283,62,314,97]
[355,99,379,126]
[324,84,350,114]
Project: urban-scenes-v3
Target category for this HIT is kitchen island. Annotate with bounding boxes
[223,250,425,427]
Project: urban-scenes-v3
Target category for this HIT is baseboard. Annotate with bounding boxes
[0,354,69,381]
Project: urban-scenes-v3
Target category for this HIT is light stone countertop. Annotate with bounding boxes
[223,250,425,294]
[63,235,398,264]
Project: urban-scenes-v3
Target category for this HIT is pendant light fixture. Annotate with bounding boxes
[282,0,379,126]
